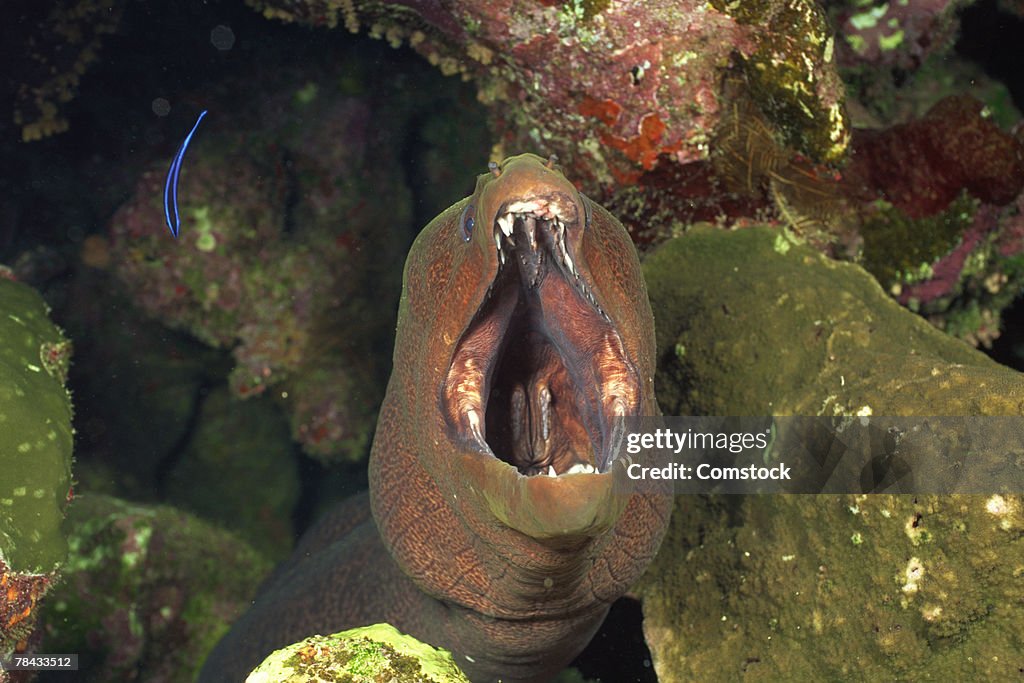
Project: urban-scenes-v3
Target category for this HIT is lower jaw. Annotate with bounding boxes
[458,451,629,540]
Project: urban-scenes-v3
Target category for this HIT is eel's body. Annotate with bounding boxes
[200,154,672,682]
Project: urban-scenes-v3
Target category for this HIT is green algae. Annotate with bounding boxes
[0,278,73,573]
[639,493,1024,680]
[246,623,471,683]
[860,194,976,290]
[642,225,1024,417]
[42,494,272,683]
[638,224,1024,679]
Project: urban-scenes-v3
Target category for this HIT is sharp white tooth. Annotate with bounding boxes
[565,463,598,475]
[548,465,557,477]
[499,249,506,265]
[494,232,502,253]
[610,397,626,417]
[498,214,513,237]
[467,408,485,445]
[564,249,576,276]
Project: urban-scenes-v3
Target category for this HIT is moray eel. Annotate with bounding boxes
[199,154,671,682]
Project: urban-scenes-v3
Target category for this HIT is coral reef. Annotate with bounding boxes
[41,495,272,683]
[643,225,1024,417]
[109,93,411,463]
[845,95,1024,219]
[0,277,73,666]
[826,0,991,128]
[244,0,849,189]
[0,278,74,572]
[246,623,470,683]
[831,0,967,72]
[639,494,1023,680]
[842,95,1024,345]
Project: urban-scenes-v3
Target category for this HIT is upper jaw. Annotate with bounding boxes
[490,195,607,318]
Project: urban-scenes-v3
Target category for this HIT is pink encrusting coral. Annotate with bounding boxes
[845,95,1024,219]
[246,0,849,191]
[843,97,1024,347]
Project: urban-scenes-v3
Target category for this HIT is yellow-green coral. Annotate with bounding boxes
[711,0,850,163]
[0,279,74,573]
[640,494,1024,680]
[246,624,471,682]
[860,194,977,290]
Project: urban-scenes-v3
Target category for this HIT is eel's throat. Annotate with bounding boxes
[443,196,640,476]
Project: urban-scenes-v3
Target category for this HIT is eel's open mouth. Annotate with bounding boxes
[443,194,640,477]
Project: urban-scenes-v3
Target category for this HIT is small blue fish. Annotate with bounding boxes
[163,110,207,238]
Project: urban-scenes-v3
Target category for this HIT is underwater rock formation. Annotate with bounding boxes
[246,623,471,682]
[41,495,271,683]
[830,0,966,72]
[109,95,410,463]
[0,277,73,665]
[639,494,1023,680]
[638,225,1024,680]
[845,95,1024,346]
[644,225,1024,416]
[846,95,1024,220]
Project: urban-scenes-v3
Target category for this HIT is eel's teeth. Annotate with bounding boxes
[565,463,596,475]
[467,408,486,446]
[610,397,626,418]
[547,465,557,477]
[498,214,514,237]
[494,231,502,254]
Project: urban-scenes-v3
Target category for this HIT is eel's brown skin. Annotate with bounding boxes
[199,154,672,682]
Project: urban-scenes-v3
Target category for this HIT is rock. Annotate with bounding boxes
[638,494,1024,680]
[41,495,272,683]
[246,623,471,683]
[0,277,73,663]
[638,226,1024,679]
[642,225,1024,417]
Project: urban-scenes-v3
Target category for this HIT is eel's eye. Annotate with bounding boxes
[460,203,476,242]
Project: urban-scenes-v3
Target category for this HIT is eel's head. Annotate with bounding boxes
[383,153,656,541]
